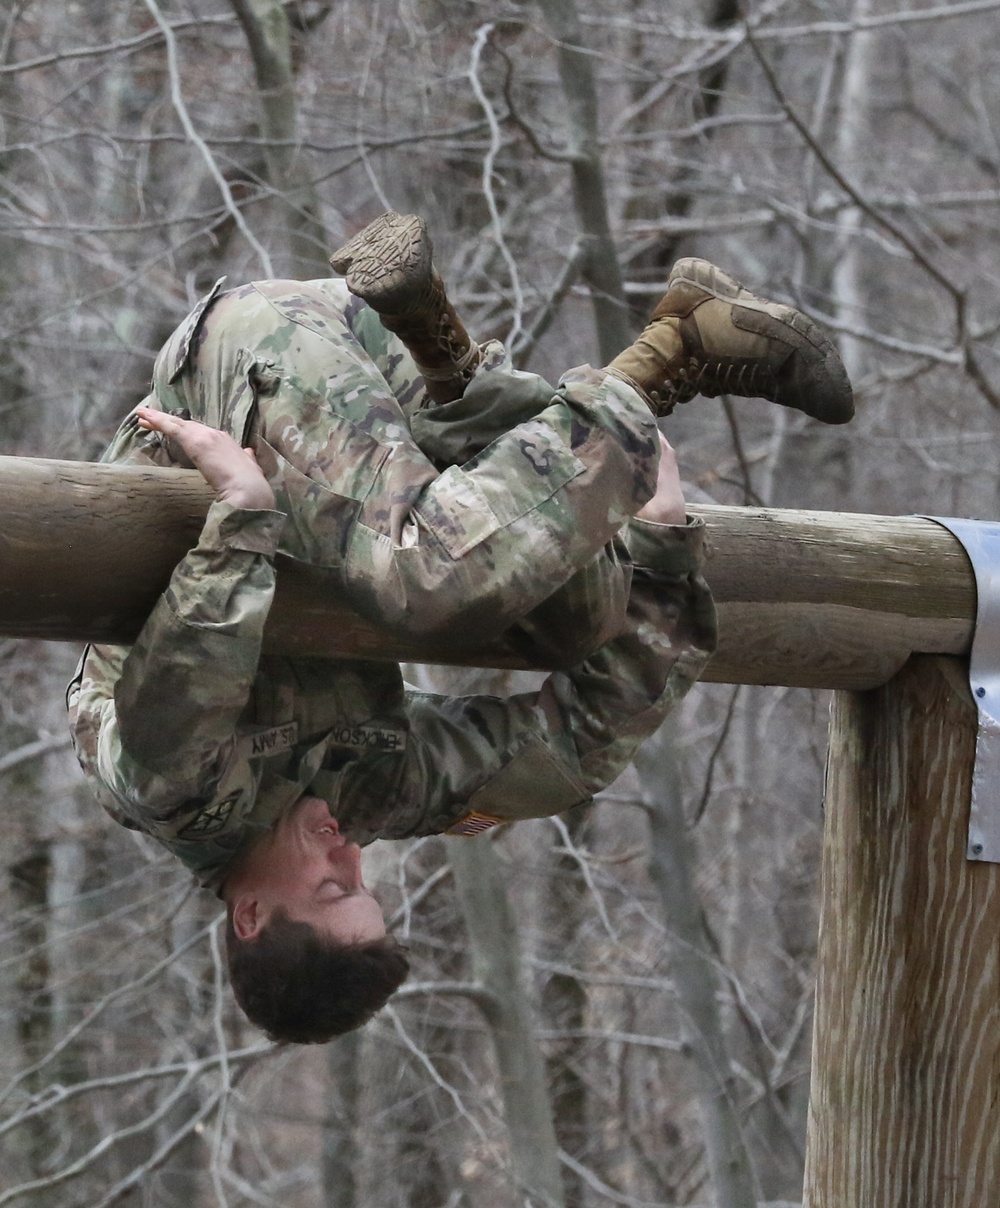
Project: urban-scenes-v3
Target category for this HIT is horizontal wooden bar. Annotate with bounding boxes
[696,502,974,688]
[0,456,977,690]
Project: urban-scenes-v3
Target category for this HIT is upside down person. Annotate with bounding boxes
[68,213,852,1043]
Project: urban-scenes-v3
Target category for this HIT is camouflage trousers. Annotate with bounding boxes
[146,278,661,658]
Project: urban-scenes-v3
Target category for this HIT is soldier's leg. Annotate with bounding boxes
[327,220,635,660]
[308,279,627,664]
[327,212,853,653]
[309,277,431,422]
[331,219,653,645]
[349,347,657,643]
[331,211,480,405]
[314,276,561,469]
[606,258,853,423]
[141,276,656,645]
[334,212,854,431]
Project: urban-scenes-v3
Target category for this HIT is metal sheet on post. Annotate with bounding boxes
[926,516,1000,862]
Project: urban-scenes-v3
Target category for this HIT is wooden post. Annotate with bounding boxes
[804,655,1000,1207]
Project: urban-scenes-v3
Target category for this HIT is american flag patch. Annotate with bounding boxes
[446,811,503,836]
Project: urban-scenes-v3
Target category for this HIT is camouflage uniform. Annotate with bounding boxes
[67,278,717,888]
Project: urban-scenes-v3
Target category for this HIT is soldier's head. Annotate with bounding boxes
[221,796,409,1042]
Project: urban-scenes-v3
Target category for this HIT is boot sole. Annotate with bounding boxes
[329,211,433,314]
[668,258,854,423]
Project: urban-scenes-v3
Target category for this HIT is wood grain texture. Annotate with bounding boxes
[0,456,978,688]
[804,656,1000,1207]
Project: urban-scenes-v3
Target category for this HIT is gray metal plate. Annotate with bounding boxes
[926,517,1000,862]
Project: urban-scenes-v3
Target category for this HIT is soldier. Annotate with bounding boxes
[67,213,852,1043]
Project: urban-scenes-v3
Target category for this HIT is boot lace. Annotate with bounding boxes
[654,357,779,406]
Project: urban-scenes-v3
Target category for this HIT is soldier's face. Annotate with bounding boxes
[227,796,387,946]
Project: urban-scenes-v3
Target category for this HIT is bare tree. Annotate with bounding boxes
[449,836,566,1208]
[635,716,758,1208]
[229,0,332,278]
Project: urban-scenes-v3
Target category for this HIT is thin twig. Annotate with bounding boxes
[385,1006,491,1144]
[209,918,233,1208]
[142,0,273,276]
[495,42,576,164]
[691,684,742,827]
[0,15,236,76]
[392,978,492,1008]
[0,1045,272,1137]
[557,1148,666,1208]
[744,18,958,302]
[468,24,526,348]
[512,236,587,369]
[0,923,213,1109]
[549,815,619,942]
[92,1092,224,1208]
[721,396,765,507]
[0,1068,206,1205]
[744,16,1000,411]
[389,848,450,936]
[0,734,71,775]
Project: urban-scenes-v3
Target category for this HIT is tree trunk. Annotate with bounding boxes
[229,0,330,278]
[323,1032,362,1208]
[831,0,877,385]
[448,836,566,1208]
[622,0,741,307]
[805,655,1000,1207]
[535,0,632,361]
[540,818,589,1208]
[635,717,759,1208]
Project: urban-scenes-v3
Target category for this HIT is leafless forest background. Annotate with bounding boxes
[2,1,1000,1205]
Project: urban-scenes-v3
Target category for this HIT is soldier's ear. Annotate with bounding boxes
[231,893,264,941]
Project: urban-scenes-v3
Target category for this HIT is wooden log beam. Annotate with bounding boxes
[0,455,977,690]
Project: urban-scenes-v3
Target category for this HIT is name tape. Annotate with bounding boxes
[327,724,408,752]
[237,720,408,760]
[237,722,299,760]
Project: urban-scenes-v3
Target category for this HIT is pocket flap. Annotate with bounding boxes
[466,735,589,822]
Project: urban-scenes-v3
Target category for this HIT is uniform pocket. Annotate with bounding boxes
[214,349,270,446]
[255,428,389,570]
[410,421,586,560]
[470,419,587,528]
[409,465,503,559]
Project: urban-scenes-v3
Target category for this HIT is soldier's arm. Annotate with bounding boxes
[387,440,716,834]
[68,416,285,821]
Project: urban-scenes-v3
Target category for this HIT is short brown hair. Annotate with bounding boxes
[225,909,410,1043]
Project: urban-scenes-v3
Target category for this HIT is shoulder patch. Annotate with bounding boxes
[179,791,241,839]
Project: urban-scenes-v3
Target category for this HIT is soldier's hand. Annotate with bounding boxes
[635,432,686,526]
[135,407,276,512]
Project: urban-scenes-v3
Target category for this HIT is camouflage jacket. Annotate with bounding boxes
[68,504,716,889]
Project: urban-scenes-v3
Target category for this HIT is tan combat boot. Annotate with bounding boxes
[330,211,481,404]
[607,258,854,423]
